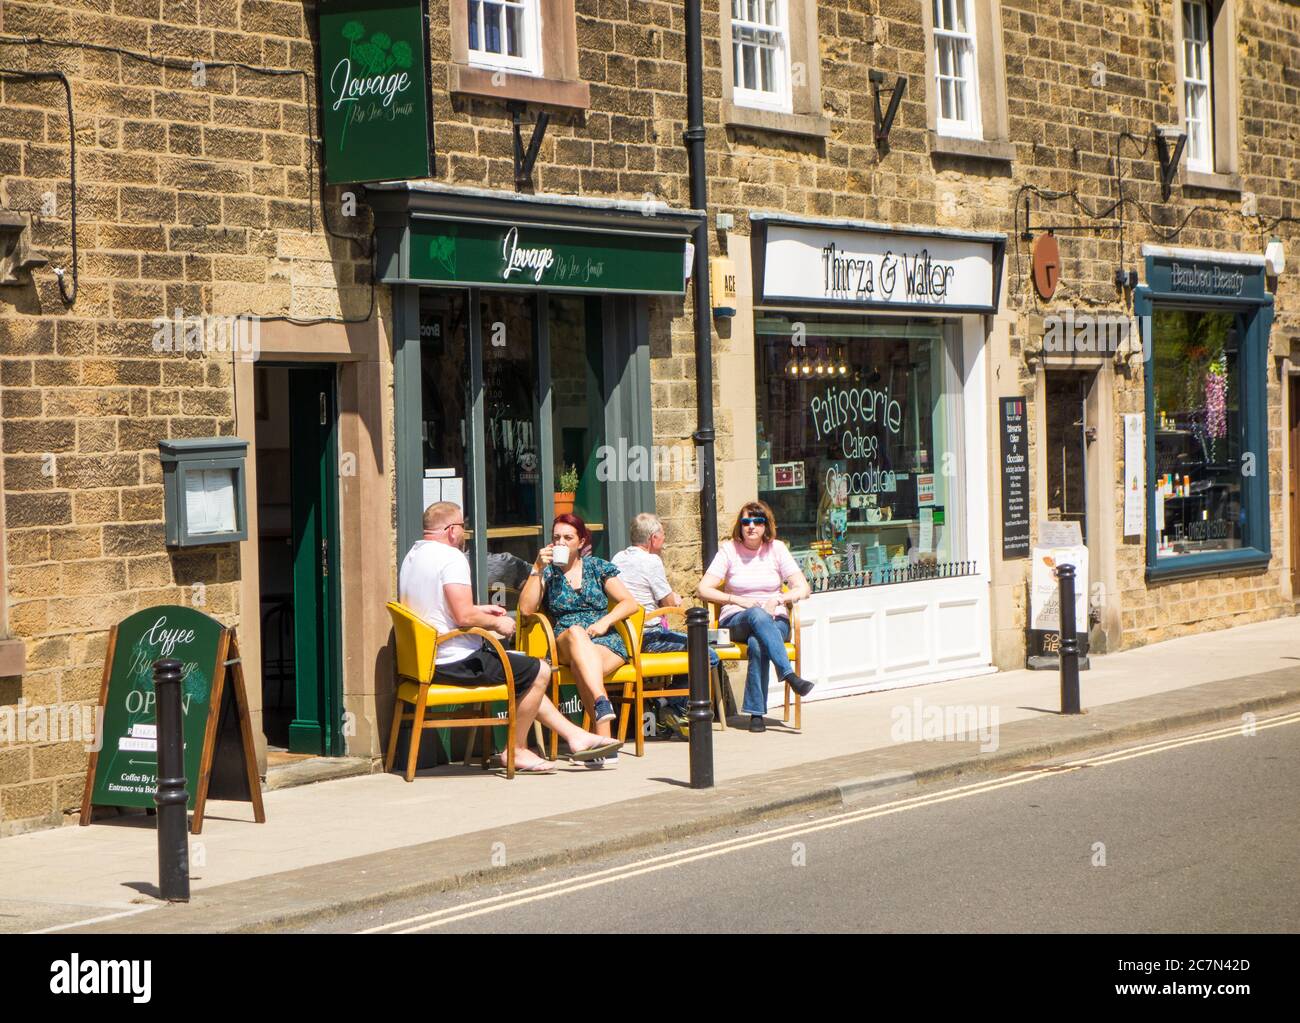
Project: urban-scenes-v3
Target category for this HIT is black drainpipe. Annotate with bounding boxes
[684,0,719,566]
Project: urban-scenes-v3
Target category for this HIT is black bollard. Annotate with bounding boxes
[1056,564,1082,714]
[686,606,714,789]
[153,657,191,902]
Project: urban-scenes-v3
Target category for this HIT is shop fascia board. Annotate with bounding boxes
[365,181,704,237]
[748,212,1008,315]
[749,211,1007,247]
[1139,243,1267,267]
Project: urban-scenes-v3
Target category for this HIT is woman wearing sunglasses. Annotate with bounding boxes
[697,500,814,732]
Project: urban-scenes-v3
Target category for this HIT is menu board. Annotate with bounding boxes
[999,397,1030,558]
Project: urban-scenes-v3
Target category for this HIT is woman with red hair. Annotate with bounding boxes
[520,513,640,765]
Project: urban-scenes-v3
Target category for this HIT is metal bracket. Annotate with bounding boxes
[509,102,550,192]
[0,210,48,285]
[1154,127,1188,201]
[869,71,907,152]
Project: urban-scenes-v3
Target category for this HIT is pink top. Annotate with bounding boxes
[705,539,800,623]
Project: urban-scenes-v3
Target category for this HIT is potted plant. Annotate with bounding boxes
[554,465,580,517]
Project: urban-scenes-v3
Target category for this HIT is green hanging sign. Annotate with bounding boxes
[318,0,434,184]
[409,218,689,295]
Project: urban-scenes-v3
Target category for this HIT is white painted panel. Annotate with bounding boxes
[935,597,982,662]
[882,601,930,672]
[826,609,878,682]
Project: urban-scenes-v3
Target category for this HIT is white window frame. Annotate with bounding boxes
[1182,0,1214,173]
[467,0,542,76]
[933,0,982,139]
[731,0,793,114]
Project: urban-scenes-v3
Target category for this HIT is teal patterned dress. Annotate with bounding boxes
[541,556,629,662]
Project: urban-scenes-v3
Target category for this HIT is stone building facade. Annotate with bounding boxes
[1,0,1297,836]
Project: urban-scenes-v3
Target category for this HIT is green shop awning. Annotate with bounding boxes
[368,182,703,296]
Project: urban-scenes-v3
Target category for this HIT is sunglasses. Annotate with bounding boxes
[740,516,767,526]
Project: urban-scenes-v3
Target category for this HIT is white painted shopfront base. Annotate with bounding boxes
[766,575,994,707]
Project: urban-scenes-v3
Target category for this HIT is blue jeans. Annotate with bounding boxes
[719,608,792,716]
[642,625,719,712]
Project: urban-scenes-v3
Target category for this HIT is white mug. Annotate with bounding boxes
[551,544,570,568]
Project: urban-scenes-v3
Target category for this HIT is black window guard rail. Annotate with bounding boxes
[809,559,980,594]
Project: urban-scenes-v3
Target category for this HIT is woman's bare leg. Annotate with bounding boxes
[557,627,626,739]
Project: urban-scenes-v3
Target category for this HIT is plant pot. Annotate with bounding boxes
[553,492,576,517]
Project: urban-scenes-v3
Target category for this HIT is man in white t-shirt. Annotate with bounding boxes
[612,512,717,737]
[398,502,621,772]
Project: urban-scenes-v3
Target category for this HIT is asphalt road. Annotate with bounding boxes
[309,714,1300,934]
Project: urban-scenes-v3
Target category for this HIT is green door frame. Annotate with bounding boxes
[282,363,344,756]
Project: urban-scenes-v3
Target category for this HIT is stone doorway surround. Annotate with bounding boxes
[234,314,395,773]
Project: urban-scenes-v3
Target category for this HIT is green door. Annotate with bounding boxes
[287,365,343,755]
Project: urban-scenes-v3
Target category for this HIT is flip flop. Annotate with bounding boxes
[566,738,623,762]
[505,759,557,775]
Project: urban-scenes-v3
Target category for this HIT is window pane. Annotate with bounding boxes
[760,43,774,92]
[468,0,480,51]
[1152,310,1245,559]
[420,290,476,569]
[755,316,965,591]
[505,5,522,57]
[485,2,502,54]
[549,296,610,559]
[481,293,544,590]
[953,0,968,33]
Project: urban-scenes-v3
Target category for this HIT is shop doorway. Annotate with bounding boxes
[1044,370,1091,544]
[1290,375,1300,598]
[253,364,343,756]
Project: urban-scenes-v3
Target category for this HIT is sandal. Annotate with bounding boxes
[507,759,557,775]
[564,738,623,762]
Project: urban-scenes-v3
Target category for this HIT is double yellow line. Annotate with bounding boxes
[361,710,1300,934]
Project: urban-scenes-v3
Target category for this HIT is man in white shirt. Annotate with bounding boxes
[399,502,621,772]
[612,512,717,736]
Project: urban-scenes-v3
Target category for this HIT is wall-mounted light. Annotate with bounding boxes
[1265,236,1286,276]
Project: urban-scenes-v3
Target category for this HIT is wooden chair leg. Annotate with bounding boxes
[632,685,645,757]
[480,722,494,770]
[404,686,429,782]
[384,694,404,772]
[782,677,790,723]
[616,692,631,747]
[532,720,545,754]
[795,648,803,729]
[711,668,726,731]
[464,720,478,767]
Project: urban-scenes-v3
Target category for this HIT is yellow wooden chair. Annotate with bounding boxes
[516,600,646,756]
[384,601,520,780]
[635,605,730,745]
[708,596,804,728]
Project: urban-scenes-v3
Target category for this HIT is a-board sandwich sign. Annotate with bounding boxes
[80,605,264,834]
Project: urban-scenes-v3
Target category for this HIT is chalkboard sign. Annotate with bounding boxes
[80,605,264,834]
[1000,396,1030,558]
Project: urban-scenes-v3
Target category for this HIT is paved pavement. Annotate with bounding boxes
[330,713,1300,933]
[2,614,1298,933]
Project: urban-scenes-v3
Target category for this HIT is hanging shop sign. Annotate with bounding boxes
[753,217,1005,312]
[408,218,690,295]
[1032,233,1061,300]
[318,0,435,184]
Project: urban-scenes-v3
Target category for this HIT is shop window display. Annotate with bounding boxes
[754,315,967,591]
[1151,309,1245,558]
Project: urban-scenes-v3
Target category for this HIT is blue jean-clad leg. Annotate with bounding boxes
[720,608,792,716]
